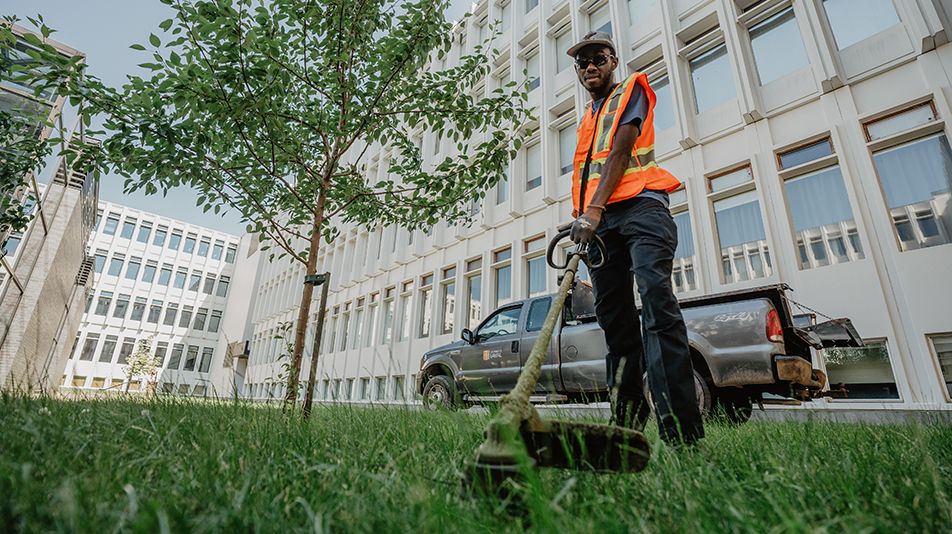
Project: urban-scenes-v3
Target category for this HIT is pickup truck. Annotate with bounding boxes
[416,283,862,423]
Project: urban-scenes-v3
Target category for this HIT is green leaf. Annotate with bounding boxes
[159,18,174,32]
[149,33,161,47]
[130,43,146,51]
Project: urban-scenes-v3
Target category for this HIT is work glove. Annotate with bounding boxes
[569,208,602,246]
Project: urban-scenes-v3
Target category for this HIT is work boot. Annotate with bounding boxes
[610,394,650,433]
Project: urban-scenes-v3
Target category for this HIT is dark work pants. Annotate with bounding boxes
[587,196,704,444]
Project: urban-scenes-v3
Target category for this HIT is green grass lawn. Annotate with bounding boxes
[1,395,950,533]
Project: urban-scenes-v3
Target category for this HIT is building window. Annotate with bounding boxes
[464,258,483,329]
[225,245,237,263]
[188,271,202,292]
[153,226,167,246]
[496,174,510,204]
[393,375,406,401]
[125,257,141,280]
[670,189,697,293]
[194,308,209,331]
[155,342,169,367]
[627,0,659,27]
[524,237,546,297]
[158,265,172,286]
[113,294,130,319]
[94,291,113,316]
[493,247,512,307]
[344,378,354,400]
[200,347,213,372]
[79,334,100,361]
[198,239,210,257]
[555,30,573,72]
[217,276,230,297]
[327,308,339,352]
[142,261,157,283]
[183,234,197,254]
[120,218,136,239]
[823,340,899,399]
[525,0,538,12]
[147,300,163,324]
[184,345,199,371]
[526,53,540,91]
[117,337,136,365]
[131,297,147,321]
[688,37,735,113]
[440,266,457,335]
[107,254,124,277]
[590,4,612,36]
[208,310,222,333]
[365,293,379,347]
[397,281,413,341]
[779,139,864,269]
[168,344,184,370]
[526,142,542,191]
[498,0,511,32]
[747,6,809,85]
[822,0,899,50]
[179,306,194,329]
[163,303,178,326]
[137,223,152,243]
[99,335,118,363]
[374,377,386,401]
[359,377,370,400]
[868,115,951,252]
[353,299,365,350]
[168,231,182,250]
[652,73,675,130]
[929,334,952,399]
[94,251,107,273]
[381,287,395,345]
[102,214,119,235]
[203,275,215,295]
[558,124,576,175]
[709,166,772,283]
[169,269,183,289]
[340,303,351,351]
[418,274,434,338]
[212,241,224,260]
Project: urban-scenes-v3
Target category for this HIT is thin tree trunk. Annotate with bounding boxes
[284,175,331,407]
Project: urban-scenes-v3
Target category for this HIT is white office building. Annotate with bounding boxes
[236,0,952,412]
[60,200,242,395]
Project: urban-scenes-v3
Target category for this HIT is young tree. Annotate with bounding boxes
[25,0,532,407]
[124,336,161,394]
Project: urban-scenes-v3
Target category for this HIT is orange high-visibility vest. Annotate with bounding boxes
[572,71,681,214]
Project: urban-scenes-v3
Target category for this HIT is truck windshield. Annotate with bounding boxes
[477,306,522,341]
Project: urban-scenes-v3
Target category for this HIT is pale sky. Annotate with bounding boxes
[6,0,475,235]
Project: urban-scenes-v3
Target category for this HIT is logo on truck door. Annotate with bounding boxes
[482,349,503,361]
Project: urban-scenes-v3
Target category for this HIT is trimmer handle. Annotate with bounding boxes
[546,227,607,270]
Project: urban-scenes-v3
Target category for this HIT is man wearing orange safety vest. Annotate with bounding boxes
[567,32,703,446]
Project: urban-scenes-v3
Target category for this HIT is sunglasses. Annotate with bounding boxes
[574,54,614,70]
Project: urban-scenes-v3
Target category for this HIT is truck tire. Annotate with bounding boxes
[712,389,753,425]
[422,375,458,411]
[643,369,712,417]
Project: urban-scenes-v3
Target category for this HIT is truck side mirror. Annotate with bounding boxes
[461,328,474,344]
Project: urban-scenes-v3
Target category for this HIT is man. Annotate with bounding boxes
[566,31,703,445]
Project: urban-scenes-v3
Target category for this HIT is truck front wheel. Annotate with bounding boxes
[422,375,458,411]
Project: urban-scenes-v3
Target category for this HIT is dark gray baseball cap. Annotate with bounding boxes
[566,31,616,57]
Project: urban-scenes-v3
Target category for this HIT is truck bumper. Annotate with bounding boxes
[774,355,826,390]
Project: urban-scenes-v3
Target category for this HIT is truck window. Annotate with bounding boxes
[526,298,551,332]
[476,305,522,342]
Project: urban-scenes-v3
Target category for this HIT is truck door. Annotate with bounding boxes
[520,297,562,393]
[457,303,524,396]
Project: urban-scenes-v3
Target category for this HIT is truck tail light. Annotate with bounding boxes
[766,308,784,343]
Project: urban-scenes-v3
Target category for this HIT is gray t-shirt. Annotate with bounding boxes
[591,84,669,208]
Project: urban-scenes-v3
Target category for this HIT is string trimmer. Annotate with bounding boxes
[465,227,651,500]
